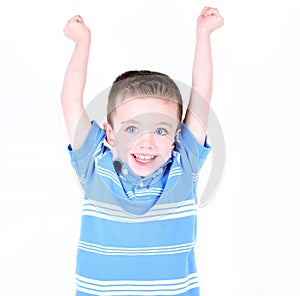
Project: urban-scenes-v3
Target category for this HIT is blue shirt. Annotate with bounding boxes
[68,121,211,296]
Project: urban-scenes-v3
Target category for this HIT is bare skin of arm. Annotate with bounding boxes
[184,7,224,145]
[61,15,91,149]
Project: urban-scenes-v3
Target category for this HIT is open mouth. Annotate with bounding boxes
[131,153,157,165]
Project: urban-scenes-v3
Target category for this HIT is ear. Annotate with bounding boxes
[171,141,176,150]
[103,122,116,147]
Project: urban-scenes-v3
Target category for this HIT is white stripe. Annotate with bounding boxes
[76,273,199,295]
[93,145,104,158]
[95,166,122,188]
[83,199,196,216]
[78,241,194,256]
[82,208,197,223]
[83,203,197,219]
[84,199,195,212]
[77,272,198,285]
[126,188,163,199]
[76,283,199,296]
[83,201,197,217]
[82,200,197,223]
[168,167,182,179]
[79,241,194,251]
[79,173,87,184]
[192,172,199,182]
[126,189,163,196]
[78,246,193,256]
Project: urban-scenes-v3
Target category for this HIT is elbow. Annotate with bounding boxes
[203,89,212,102]
[192,82,213,102]
[61,92,70,105]
[60,93,71,109]
[195,88,212,102]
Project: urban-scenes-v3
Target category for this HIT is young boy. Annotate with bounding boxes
[62,7,223,296]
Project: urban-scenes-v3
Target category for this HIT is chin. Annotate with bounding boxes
[131,165,156,178]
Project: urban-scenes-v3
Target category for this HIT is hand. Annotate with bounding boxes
[63,15,91,44]
[197,7,224,34]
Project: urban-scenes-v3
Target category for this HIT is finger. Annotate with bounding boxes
[210,8,224,23]
[69,15,77,22]
[76,15,84,23]
[205,8,216,17]
[209,8,222,17]
[70,15,83,23]
[200,6,210,15]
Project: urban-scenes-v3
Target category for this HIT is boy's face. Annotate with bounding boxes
[105,97,180,177]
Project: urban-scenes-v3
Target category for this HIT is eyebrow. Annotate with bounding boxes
[155,121,174,129]
[121,119,174,129]
[120,119,140,125]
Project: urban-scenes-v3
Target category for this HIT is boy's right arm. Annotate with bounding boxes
[61,15,91,150]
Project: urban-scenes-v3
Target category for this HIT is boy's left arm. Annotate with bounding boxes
[184,7,224,145]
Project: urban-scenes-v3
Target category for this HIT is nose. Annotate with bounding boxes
[136,131,155,149]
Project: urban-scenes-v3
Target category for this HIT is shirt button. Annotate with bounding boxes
[139,181,144,187]
[122,168,128,175]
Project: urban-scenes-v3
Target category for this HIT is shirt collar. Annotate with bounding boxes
[113,158,172,187]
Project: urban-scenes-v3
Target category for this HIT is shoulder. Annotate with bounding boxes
[67,121,110,176]
[68,121,106,156]
[175,122,211,157]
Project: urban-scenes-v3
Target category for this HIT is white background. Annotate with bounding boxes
[1,0,300,295]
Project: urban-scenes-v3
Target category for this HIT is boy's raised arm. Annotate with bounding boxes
[61,15,91,149]
[184,7,224,145]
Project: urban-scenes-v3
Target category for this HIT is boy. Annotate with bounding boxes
[62,7,223,296]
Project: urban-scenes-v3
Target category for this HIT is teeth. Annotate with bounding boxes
[134,154,155,161]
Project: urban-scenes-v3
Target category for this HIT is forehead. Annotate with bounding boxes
[113,97,180,123]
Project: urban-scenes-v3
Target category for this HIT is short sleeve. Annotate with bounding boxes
[175,122,211,173]
[68,121,107,179]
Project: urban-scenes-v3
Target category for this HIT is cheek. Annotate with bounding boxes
[115,133,136,157]
[159,142,174,159]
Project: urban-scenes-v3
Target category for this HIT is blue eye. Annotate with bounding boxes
[155,128,167,136]
[126,126,138,134]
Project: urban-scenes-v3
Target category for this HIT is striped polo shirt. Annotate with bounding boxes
[68,121,210,296]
